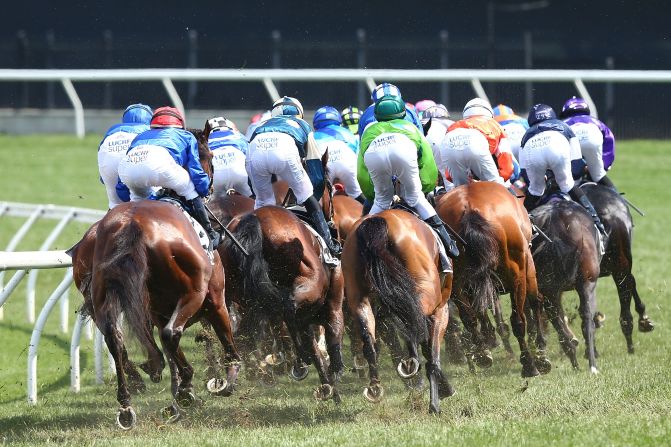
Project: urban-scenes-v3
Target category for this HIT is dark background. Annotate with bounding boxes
[2,0,670,137]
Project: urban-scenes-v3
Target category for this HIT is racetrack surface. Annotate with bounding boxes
[0,136,669,446]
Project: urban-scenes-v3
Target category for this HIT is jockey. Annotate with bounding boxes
[358,93,459,258]
[560,96,617,191]
[207,116,253,197]
[421,104,455,189]
[245,110,271,141]
[98,103,152,209]
[247,96,341,256]
[442,98,514,191]
[341,106,362,136]
[358,83,423,135]
[313,106,365,203]
[493,104,529,161]
[520,104,606,235]
[118,106,222,249]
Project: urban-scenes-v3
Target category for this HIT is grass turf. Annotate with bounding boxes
[0,136,669,446]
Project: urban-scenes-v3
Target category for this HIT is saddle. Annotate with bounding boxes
[151,190,215,265]
[390,199,452,274]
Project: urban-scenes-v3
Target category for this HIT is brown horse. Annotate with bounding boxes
[343,210,454,413]
[220,202,345,401]
[69,127,240,429]
[436,182,543,377]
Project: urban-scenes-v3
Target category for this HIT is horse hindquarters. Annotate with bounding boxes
[92,220,154,429]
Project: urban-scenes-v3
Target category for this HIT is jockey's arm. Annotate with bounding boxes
[494,137,514,181]
[183,134,211,198]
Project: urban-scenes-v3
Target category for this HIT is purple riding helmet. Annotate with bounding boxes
[561,96,615,170]
[560,96,590,118]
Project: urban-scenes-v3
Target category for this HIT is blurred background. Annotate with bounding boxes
[1,0,669,138]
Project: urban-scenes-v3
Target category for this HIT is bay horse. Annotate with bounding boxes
[528,198,602,373]
[582,183,654,353]
[220,196,345,401]
[69,127,240,429]
[435,182,543,377]
[343,210,455,414]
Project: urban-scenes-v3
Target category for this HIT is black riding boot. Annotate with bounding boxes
[362,198,373,216]
[354,194,366,205]
[303,195,342,257]
[597,175,618,193]
[188,197,221,250]
[568,186,606,236]
[424,214,460,258]
[523,193,541,212]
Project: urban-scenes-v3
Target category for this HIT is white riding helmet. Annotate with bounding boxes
[207,116,237,132]
[462,98,494,119]
[271,96,304,119]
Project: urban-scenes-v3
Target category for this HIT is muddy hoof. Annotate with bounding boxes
[363,383,384,403]
[535,355,552,375]
[116,406,137,430]
[594,312,606,329]
[289,364,309,381]
[638,316,655,333]
[353,354,368,370]
[570,337,580,348]
[474,350,493,369]
[207,377,229,395]
[160,403,181,424]
[264,352,285,367]
[521,364,540,378]
[313,383,334,401]
[438,382,456,398]
[397,357,420,379]
[175,389,197,409]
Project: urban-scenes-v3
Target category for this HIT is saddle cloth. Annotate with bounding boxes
[158,197,215,265]
[285,205,340,268]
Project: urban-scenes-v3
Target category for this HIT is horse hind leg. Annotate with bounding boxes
[421,305,455,414]
[492,297,514,356]
[203,303,242,397]
[543,292,579,369]
[305,325,339,403]
[510,276,539,378]
[577,279,599,374]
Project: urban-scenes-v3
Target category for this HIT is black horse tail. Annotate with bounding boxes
[356,217,428,346]
[460,210,500,314]
[224,213,283,311]
[96,219,153,352]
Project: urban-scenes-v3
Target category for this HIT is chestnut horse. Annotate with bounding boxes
[582,183,654,352]
[68,128,240,429]
[435,182,543,377]
[220,200,345,402]
[343,210,454,413]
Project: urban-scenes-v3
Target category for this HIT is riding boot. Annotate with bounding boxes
[523,193,541,212]
[354,194,366,205]
[303,195,342,257]
[597,175,618,193]
[362,198,373,216]
[424,214,460,258]
[188,197,221,250]
[568,186,606,236]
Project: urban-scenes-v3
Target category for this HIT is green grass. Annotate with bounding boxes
[0,136,670,446]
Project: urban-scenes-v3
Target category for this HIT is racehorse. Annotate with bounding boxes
[582,183,654,352]
[220,168,345,402]
[69,127,240,429]
[529,198,602,373]
[435,182,543,377]
[343,210,455,413]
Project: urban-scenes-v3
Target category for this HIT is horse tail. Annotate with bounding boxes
[356,217,428,346]
[96,219,153,351]
[224,213,283,310]
[460,210,500,314]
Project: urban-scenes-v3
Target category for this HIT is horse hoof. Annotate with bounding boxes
[570,337,580,348]
[397,357,420,379]
[474,350,493,369]
[590,366,600,375]
[160,403,181,424]
[628,346,635,355]
[264,352,285,367]
[116,406,137,430]
[438,383,456,399]
[289,364,309,381]
[363,384,384,403]
[594,312,606,329]
[353,354,368,370]
[207,378,231,396]
[535,356,552,375]
[521,365,540,378]
[313,384,334,401]
[175,390,196,409]
[638,316,655,332]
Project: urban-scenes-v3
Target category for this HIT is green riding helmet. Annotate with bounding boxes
[341,106,361,135]
[374,96,407,122]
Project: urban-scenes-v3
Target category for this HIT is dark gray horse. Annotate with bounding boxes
[529,198,602,373]
[581,183,654,353]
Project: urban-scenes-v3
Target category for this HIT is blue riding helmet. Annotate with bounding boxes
[122,103,153,124]
[313,106,342,130]
[527,103,557,126]
[371,82,402,103]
